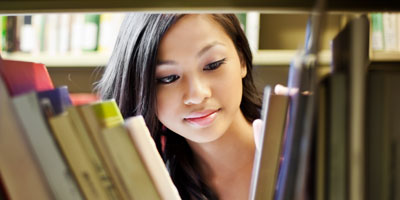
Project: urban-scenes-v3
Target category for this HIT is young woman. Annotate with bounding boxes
[96,13,262,200]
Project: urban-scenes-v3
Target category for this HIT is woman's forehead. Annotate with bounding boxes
[157,14,232,59]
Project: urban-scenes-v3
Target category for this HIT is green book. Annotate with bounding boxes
[83,14,100,51]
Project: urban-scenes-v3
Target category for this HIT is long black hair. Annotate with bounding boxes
[95,13,261,200]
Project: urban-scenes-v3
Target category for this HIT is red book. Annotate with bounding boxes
[0,58,54,97]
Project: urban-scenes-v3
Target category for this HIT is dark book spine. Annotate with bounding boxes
[0,174,10,200]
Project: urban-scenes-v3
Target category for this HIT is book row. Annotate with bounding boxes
[0,13,125,54]
[370,13,400,53]
[0,56,181,199]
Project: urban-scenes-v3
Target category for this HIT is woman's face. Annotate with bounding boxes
[156,14,247,143]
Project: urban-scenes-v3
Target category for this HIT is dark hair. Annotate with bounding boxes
[95,13,261,200]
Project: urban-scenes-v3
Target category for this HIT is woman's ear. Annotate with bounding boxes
[241,63,247,78]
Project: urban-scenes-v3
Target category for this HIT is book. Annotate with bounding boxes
[19,15,34,52]
[43,14,59,54]
[275,11,322,199]
[0,16,6,52]
[48,111,111,200]
[0,59,53,96]
[382,13,398,52]
[331,15,370,200]
[0,75,53,200]
[12,91,83,200]
[245,12,260,52]
[58,14,70,54]
[69,93,100,105]
[83,14,100,51]
[370,13,384,51]
[103,124,162,200]
[70,14,85,54]
[5,16,18,52]
[98,13,124,52]
[365,70,400,200]
[0,173,9,200]
[37,86,72,115]
[325,73,348,200]
[78,100,131,200]
[67,106,120,200]
[249,86,289,200]
[315,76,327,200]
[125,116,181,200]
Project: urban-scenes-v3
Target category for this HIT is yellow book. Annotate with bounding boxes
[78,100,130,200]
[67,106,120,200]
[103,124,162,200]
[48,112,110,200]
[125,116,181,200]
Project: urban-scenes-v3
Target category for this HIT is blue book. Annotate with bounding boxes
[37,86,72,116]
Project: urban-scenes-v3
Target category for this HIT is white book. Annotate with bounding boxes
[98,13,125,52]
[125,116,181,200]
[246,12,260,53]
[382,13,398,51]
[70,14,85,54]
[44,14,59,55]
[58,14,71,54]
[20,15,35,52]
[31,14,44,53]
[12,91,83,200]
[397,13,400,52]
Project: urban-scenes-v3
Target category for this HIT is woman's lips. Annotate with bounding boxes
[184,109,219,127]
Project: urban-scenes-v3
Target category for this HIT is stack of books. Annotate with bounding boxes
[0,56,181,200]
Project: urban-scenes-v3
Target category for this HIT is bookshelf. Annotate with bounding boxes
[0,2,400,200]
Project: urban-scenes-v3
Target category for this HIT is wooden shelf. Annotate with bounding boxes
[0,0,399,14]
[254,49,331,66]
[370,51,400,62]
[2,49,332,67]
[1,52,111,67]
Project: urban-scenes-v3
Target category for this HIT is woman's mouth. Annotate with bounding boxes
[184,109,219,127]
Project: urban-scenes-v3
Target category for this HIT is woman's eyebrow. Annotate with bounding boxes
[157,60,176,66]
[197,41,225,58]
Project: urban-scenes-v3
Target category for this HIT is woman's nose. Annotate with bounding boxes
[183,76,211,105]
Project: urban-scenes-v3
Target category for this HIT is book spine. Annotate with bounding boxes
[327,74,347,200]
[0,78,53,200]
[83,14,100,51]
[12,93,83,200]
[79,105,130,200]
[48,113,110,200]
[68,107,121,200]
[58,14,71,54]
[5,16,18,52]
[382,13,398,52]
[103,125,161,200]
[370,13,384,51]
[20,15,34,52]
[365,72,391,200]
[245,12,260,53]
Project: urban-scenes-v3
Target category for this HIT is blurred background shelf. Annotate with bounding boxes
[1,49,332,67]
[1,52,111,67]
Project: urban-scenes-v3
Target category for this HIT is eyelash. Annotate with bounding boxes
[204,58,226,71]
[156,75,180,84]
[156,58,226,84]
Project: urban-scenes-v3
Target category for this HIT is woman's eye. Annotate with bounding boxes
[204,58,226,71]
[157,75,180,84]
